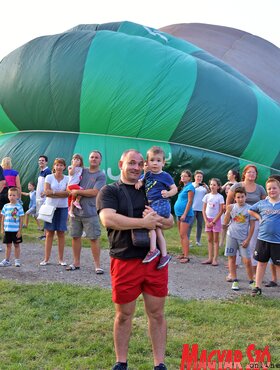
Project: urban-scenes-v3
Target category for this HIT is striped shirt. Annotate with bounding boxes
[1,203,24,232]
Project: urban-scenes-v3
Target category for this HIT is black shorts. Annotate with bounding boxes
[3,232,23,245]
[254,239,280,265]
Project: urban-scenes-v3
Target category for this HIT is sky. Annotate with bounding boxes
[1,0,279,60]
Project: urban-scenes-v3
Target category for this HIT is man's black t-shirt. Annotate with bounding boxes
[97,182,149,259]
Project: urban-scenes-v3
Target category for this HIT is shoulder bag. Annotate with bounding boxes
[118,183,150,248]
[37,204,56,223]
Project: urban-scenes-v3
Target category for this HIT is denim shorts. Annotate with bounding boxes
[177,215,194,224]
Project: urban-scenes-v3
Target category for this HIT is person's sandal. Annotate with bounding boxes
[265,281,278,287]
[251,287,262,297]
[66,264,80,271]
[95,268,104,275]
[180,257,190,264]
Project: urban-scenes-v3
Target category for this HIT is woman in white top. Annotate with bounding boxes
[40,158,69,266]
[188,170,209,246]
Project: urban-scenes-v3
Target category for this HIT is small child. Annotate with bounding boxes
[67,154,84,217]
[248,178,280,296]
[224,187,255,291]
[202,178,224,266]
[219,182,234,248]
[0,187,24,267]
[136,146,177,269]
[21,181,41,229]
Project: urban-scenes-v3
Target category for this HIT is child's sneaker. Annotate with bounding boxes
[15,259,21,267]
[157,254,172,269]
[249,281,256,289]
[231,280,240,291]
[142,249,160,263]
[68,211,75,218]
[0,259,11,267]
[73,201,82,209]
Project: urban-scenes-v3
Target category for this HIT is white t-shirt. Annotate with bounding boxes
[68,166,83,186]
[202,193,224,218]
[192,182,208,211]
[45,174,69,208]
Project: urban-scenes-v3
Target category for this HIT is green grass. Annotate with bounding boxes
[0,281,279,369]
[2,218,279,369]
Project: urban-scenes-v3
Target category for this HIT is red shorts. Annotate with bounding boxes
[110,257,168,304]
[67,184,82,207]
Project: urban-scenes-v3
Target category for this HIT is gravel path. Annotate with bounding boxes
[0,243,279,300]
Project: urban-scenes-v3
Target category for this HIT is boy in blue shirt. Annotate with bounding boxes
[136,146,177,269]
[249,178,280,296]
[0,187,24,267]
[224,187,255,291]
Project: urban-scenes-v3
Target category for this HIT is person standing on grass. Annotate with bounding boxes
[36,155,52,239]
[248,178,280,297]
[226,165,266,275]
[187,170,208,247]
[263,174,280,288]
[67,151,106,274]
[135,146,177,269]
[0,165,7,252]
[174,170,195,264]
[39,158,69,267]
[202,178,224,266]
[0,187,24,267]
[21,181,41,229]
[97,149,174,370]
[224,187,255,291]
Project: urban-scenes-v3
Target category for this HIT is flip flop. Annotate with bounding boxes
[201,260,212,265]
[66,264,80,271]
[180,257,190,264]
[95,268,104,275]
[176,254,185,260]
[212,262,219,266]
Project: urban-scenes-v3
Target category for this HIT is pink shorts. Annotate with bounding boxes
[205,217,222,233]
[110,257,168,304]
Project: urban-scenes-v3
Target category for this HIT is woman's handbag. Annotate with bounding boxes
[37,204,56,223]
[119,183,150,248]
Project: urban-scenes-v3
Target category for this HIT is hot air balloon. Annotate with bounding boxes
[0,21,279,192]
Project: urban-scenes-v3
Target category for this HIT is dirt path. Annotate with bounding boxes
[0,243,278,300]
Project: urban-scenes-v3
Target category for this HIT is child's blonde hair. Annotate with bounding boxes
[266,178,280,189]
[8,187,19,195]
[1,157,12,169]
[146,146,165,161]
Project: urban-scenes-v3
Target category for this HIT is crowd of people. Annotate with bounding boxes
[0,148,279,370]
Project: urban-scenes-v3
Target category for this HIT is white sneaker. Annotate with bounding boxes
[15,259,21,267]
[196,241,202,246]
[0,246,3,252]
[231,281,240,291]
[249,281,256,289]
[0,259,12,267]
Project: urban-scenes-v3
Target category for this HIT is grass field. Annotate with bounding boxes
[1,218,279,369]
